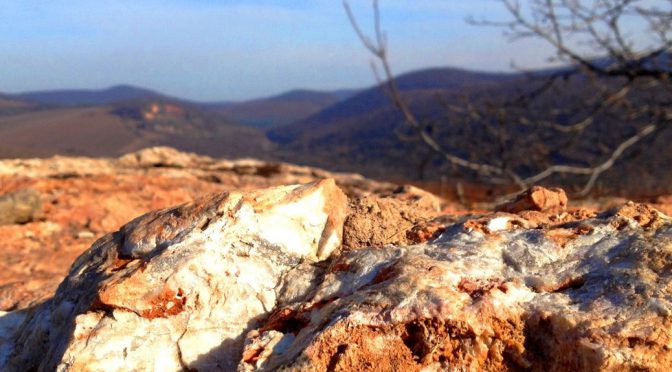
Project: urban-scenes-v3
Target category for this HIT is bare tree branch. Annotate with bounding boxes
[521,124,657,194]
[344,0,507,179]
[345,0,671,197]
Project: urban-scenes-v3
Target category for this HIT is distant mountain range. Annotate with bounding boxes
[268,67,518,144]
[2,64,670,195]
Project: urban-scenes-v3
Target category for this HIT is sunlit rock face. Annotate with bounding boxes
[1,179,347,371]
[1,182,671,371]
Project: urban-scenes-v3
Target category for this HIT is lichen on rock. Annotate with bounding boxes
[0,188,41,226]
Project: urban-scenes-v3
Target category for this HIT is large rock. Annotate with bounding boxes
[2,180,346,370]
[2,182,672,371]
[0,147,399,311]
[239,202,672,371]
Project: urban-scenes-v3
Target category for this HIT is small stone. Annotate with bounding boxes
[76,231,95,239]
[496,186,568,214]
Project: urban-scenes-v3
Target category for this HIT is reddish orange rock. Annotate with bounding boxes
[496,186,568,214]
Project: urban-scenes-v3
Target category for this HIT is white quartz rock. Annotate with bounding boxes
[2,179,346,371]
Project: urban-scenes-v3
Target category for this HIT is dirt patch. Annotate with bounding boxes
[342,186,443,250]
[299,323,419,371]
[612,201,668,230]
[138,288,187,319]
[294,316,529,371]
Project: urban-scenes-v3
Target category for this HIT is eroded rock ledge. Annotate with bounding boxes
[1,182,671,371]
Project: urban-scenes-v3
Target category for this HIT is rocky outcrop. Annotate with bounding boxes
[1,183,671,371]
[0,147,402,310]
[2,180,347,370]
[237,200,672,371]
[0,147,396,197]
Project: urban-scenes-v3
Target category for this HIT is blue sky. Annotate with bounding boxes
[0,0,559,101]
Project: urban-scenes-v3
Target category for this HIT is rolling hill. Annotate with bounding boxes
[0,100,273,159]
[0,94,41,116]
[0,85,359,161]
[268,68,518,144]
[15,85,172,107]
[12,85,358,129]
[202,88,358,128]
[267,67,526,177]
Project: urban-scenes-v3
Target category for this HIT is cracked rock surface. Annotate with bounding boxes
[1,183,671,371]
[240,201,672,371]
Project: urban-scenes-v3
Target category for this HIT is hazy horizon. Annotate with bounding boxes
[2,0,562,101]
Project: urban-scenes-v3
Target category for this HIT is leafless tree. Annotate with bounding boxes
[344,0,671,196]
